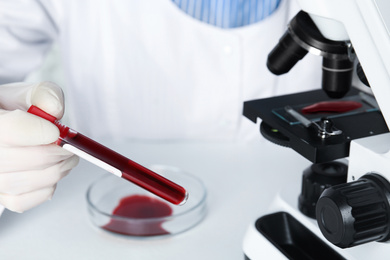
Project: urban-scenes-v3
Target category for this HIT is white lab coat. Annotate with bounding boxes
[0,0,322,142]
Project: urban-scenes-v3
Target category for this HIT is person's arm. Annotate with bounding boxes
[0,0,60,84]
[0,1,76,213]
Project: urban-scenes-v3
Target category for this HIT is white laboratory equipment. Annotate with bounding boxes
[243,0,390,259]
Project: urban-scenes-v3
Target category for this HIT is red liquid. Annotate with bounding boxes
[59,127,187,205]
[301,101,362,114]
[27,105,187,205]
[103,195,173,236]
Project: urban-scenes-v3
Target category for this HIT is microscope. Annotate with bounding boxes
[242,0,390,259]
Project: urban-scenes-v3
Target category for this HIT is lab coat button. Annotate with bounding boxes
[223,45,233,55]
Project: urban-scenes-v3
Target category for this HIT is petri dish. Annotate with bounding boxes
[86,165,207,238]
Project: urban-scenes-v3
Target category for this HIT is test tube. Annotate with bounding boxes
[28,105,188,205]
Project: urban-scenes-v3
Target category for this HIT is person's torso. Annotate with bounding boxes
[56,0,321,141]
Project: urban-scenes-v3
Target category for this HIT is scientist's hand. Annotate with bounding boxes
[0,82,79,213]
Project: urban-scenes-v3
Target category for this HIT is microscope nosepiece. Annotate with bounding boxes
[266,11,355,99]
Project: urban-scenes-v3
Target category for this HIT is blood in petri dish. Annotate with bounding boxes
[301,101,362,114]
[102,195,173,236]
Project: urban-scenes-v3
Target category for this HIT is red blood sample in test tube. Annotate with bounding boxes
[27,105,188,205]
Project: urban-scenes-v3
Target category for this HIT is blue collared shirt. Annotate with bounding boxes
[172,0,281,28]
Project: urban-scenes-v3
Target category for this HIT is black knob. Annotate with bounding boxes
[316,173,390,248]
[356,62,370,87]
[298,162,347,219]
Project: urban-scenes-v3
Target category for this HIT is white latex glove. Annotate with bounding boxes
[0,82,79,213]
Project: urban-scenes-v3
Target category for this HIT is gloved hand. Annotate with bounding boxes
[0,82,79,213]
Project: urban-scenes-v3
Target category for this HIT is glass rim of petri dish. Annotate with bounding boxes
[86,165,207,237]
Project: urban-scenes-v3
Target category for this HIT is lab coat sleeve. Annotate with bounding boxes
[0,0,60,84]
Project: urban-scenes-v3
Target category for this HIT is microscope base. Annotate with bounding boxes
[242,180,390,260]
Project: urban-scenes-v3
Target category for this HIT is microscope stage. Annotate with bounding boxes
[243,88,389,163]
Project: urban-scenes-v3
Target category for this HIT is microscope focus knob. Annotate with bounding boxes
[316,173,390,248]
[298,162,347,219]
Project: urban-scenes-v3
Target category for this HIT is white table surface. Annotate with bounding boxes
[0,139,309,260]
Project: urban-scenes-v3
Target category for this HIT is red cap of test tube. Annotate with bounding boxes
[28,105,58,123]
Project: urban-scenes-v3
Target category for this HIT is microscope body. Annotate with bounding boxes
[243,0,390,259]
